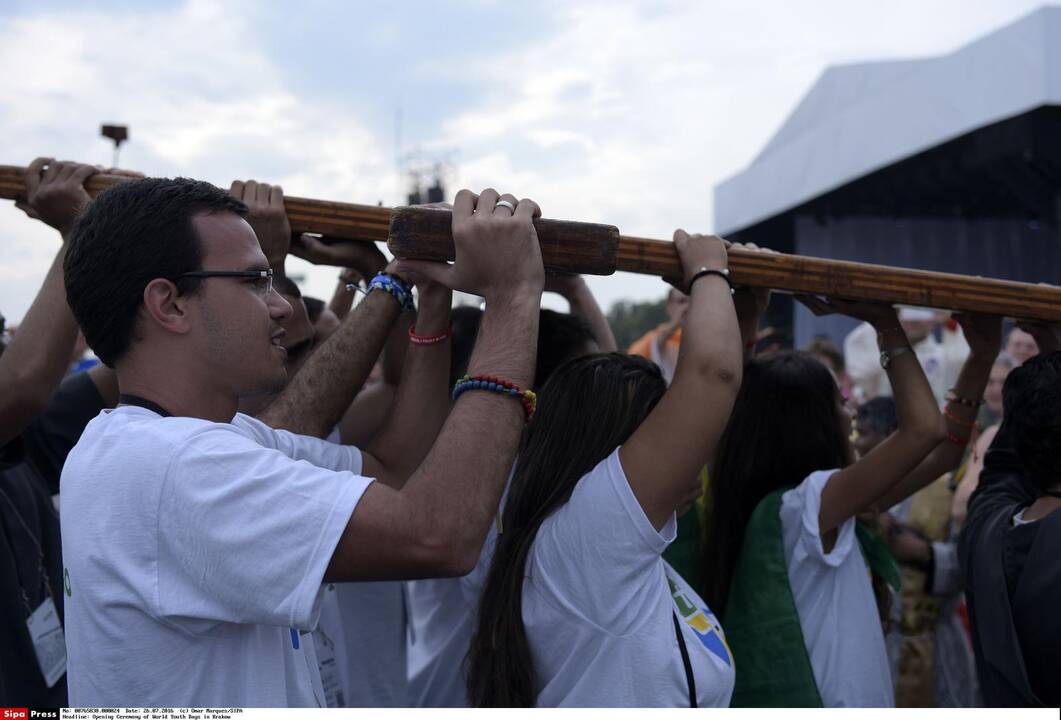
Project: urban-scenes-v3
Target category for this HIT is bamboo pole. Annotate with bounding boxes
[3,164,1061,321]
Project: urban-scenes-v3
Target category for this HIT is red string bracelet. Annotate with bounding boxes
[946,430,971,446]
[409,323,453,346]
[942,405,976,429]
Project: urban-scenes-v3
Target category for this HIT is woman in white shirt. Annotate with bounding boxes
[465,232,745,707]
[703,300,999,707]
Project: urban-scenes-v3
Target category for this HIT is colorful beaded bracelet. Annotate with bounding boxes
[409,323,453,346]
[368,272,415,313]
[452,374,536,421]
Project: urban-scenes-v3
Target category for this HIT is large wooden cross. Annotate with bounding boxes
[2,164,1059,321]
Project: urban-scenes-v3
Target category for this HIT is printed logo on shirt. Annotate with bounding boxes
[667,575,732,667]
[63,568,71,597]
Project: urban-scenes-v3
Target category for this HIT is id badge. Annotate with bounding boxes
[27,596,66,687]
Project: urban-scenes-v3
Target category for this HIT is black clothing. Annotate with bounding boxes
[958,420,1061,707]
[0,373,104,705]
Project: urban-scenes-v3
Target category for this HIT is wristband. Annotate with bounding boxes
[945,430,971,446]
[409,323,453,346]
[452,374,536,422]
[942,405,975,429]
[689,267,734,295]
[368,272,415,313]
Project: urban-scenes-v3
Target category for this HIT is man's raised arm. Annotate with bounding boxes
[325,188,544,580]
[0,159,107,445]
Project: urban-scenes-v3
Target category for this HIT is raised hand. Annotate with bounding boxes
[396,188,544,303]
[673,230,728,282]
[1016,320,1061,355]
[17,157,98,239]
[229,180,290,270]
[290,234,388,279]
[797,295,900,330]
[953,313,1002,360]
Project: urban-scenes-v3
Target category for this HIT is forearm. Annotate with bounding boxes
[329,274,357,319]
[259,291,400,437]
[366,288,453,485]
[400,292,540,562]
[674,276,743,386]
[874,353,993,509]
[381,306,413,386]
[0,245,79,445]
[879,329,942,435]
[567,283,617,352]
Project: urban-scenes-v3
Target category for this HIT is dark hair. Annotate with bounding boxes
[857,396,898,436]
[1004,351,1061,490]
[466,353,666,707]
[447,307,596,391]
[303,296,325,324]
[274,275,302,299]
[535,309,597,389]
[704,351,850,615]
[804,335,845,373]
[64,178,247,366]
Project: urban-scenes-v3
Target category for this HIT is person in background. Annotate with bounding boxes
[706,292,997,707]
[303,296,342,344]
[844,308,968,405]
[0,158,121,706]
[853,397,897,460]
[628,287,687,384]
[1003,326,1038,366]
[959,324,1061,707]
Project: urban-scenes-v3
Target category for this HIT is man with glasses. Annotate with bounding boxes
[60,176,544,707]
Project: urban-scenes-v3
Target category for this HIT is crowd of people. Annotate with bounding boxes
[1,158,1058,708]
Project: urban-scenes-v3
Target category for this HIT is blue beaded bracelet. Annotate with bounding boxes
[368,272,415,313]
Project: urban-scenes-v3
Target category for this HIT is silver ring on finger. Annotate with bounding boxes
[494,199,516,213]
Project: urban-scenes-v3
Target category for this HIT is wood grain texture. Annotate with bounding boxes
[4,163,1060,320]
[0,164,392,242]
[388,206,620,277]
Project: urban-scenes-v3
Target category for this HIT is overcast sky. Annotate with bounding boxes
[0,0,1050,321]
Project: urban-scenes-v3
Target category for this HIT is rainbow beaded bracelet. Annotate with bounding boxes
[452,374,536,422]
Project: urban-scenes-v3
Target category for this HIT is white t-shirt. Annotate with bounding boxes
[523,448,734,707]
[313,426,407,709]
[60,407,372,707]
[315,581,407,707]
[843,321,966,404]
[780,470,894,707]
[405,517,499,707]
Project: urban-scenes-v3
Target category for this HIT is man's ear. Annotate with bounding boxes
[142,279,194,335]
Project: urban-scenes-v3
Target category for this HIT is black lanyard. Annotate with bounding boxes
[118,394,173,418]
[672,613,698,708]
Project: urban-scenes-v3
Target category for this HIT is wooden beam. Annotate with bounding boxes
[0,165,392,243]
[3,163,1061,321]
[388,207,1061,322]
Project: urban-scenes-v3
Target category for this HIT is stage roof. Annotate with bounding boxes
[714,6,1061,234]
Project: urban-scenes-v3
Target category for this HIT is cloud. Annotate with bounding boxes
[0,0,391,318]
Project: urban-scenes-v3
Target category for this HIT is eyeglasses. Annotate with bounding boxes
[176,269,274,295]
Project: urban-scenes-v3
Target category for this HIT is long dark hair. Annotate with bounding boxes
[466,353,666,707]
[703,351,851,615]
